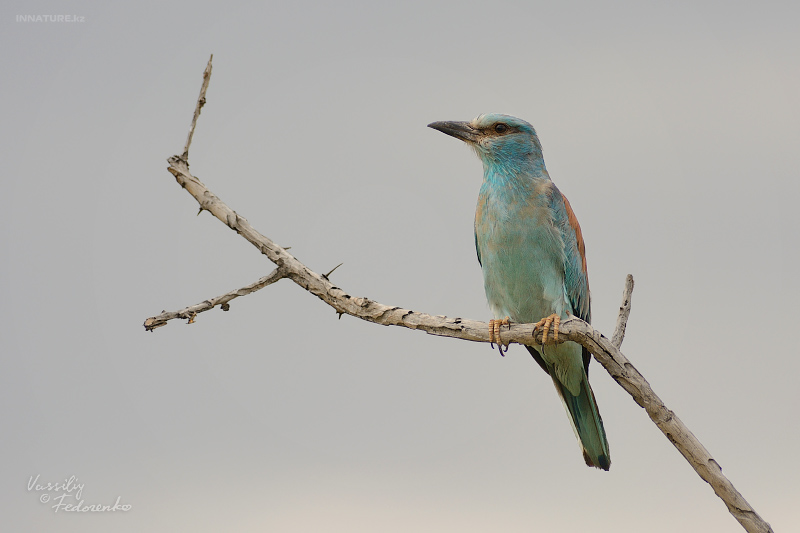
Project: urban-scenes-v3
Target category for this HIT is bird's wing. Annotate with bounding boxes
[550,186,592,372]
[551,186,590,323]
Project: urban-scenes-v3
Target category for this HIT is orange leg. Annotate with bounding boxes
[489,316,511,355]
[534,314,561,345]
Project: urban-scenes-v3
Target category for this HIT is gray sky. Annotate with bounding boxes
[2,1,798,531]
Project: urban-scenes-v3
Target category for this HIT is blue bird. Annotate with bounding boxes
[428,114,610,470]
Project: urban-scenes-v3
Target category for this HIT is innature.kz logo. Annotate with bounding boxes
[17,15,86,23]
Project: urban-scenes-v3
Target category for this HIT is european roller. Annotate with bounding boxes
[428,114,610,470]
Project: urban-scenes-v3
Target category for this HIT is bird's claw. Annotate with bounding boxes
[534,314,561,345]
[489,316,511,355]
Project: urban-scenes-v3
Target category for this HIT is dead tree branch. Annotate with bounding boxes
[143,267,285,330]
[612,274,634,348]
[182,54,212,160]
[143,55,773,533]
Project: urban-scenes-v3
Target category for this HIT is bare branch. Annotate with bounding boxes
[144,268,286,331]
[612,273,634,348]
[182,54,213,160]
[145,57,773,533]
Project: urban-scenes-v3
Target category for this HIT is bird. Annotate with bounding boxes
[428,114,610,470]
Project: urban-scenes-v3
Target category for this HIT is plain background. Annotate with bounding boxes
[2,1,798,531]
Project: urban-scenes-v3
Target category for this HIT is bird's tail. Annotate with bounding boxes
[551,368,611,470]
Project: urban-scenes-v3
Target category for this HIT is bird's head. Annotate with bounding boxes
[428,113,545,175]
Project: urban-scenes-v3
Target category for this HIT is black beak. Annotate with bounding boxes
[427,121,481,143]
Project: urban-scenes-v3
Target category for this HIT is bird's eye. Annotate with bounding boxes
[494,123,508,133]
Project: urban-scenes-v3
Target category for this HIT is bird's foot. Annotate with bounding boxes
[534,314,561,345]
[489,316,511,355]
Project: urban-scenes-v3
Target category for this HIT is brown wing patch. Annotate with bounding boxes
[561,193,587,275]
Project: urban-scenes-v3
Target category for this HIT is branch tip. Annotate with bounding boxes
[182,54,214,160]
[612,274,635,348]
